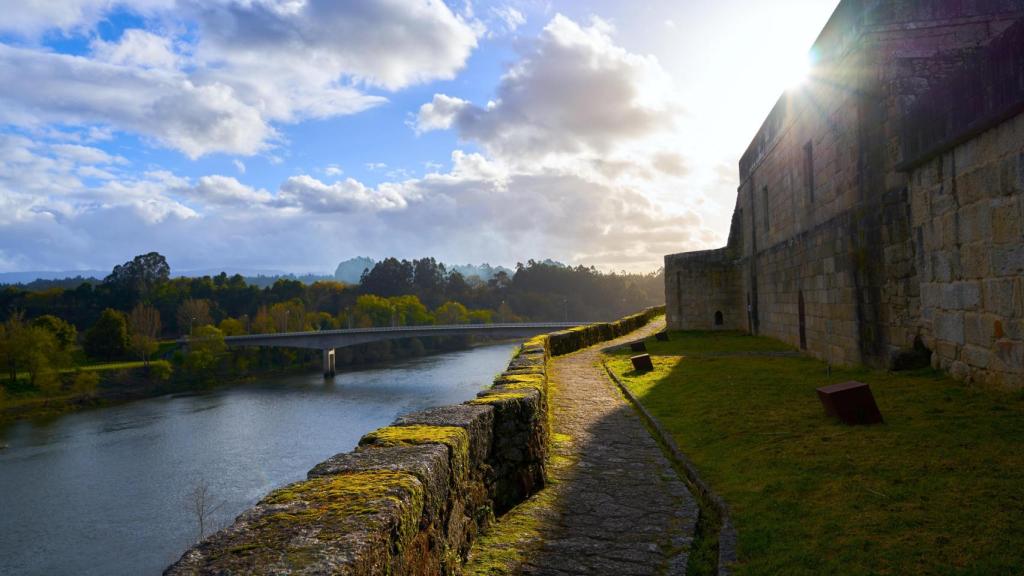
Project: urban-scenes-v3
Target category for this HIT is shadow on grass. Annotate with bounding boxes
[605,330,1024,576]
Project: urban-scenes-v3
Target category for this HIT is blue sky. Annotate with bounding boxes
[0,0,839,275]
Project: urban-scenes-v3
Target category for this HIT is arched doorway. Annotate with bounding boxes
[714,310,724,327]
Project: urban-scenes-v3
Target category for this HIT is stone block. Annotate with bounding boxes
[393,404,495,469]
[991,198,1021,243]
[982,278,1016,316]
[308,444,451,523]
[960,345,991,370]
[992,245,1024,276]
[934,311,965,345]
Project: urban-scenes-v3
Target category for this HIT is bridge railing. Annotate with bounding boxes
[200,322,585,343]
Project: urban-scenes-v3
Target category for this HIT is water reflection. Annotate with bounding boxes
[0,344,512,576]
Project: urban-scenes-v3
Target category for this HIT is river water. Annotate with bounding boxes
[0,344,514,576]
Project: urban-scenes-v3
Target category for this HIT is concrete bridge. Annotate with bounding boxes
[200,323,582,377]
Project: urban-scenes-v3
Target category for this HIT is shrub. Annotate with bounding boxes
[71,371,100,397]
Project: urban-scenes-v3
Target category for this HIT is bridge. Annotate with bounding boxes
[191,323,582,377]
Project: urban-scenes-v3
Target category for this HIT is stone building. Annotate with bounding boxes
[665,0,1024,386]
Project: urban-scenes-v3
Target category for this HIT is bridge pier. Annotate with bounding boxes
[322,348,336,379]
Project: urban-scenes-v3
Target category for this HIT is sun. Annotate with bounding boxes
[783,51,814,89]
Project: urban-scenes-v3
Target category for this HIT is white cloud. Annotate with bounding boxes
[277,175,408,213]
[414,94,470,134]
[0,45,273,158]
[184,174,272,208]
[0,0,175,36]
[417,14,679,161]
[91,28,180,69]
[51,143,127,165]
[189,0,480,91]
[324,164,344,177]
[0,0,483,158]
[490,6,526,34]
[233,159,246,174]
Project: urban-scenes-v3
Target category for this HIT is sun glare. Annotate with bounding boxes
[784,52,812,89]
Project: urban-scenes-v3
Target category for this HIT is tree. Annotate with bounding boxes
[218,317,246,336]
[187,479,224,543]
[83,308,128,361]
[103,252,171,305]
[412,258,446,307]
[468,309,493,324]
[128,304,161,365]
[269,301,305,332]
[435,301,469,325]
[31,315,78,351]
[390,295,432,326]
[0,313,66,390]
[351,295,393,327]
[251,306,276,334]
[360,258,414,297]
[177,299,212,336]
[185,325,226,377]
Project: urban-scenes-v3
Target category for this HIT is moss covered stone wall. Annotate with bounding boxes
[164,307,663,575]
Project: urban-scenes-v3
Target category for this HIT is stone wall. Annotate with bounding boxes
[666,0,1024,378]
[165,307,664,575]
[908,111,1024,385]
[665,248,744,331]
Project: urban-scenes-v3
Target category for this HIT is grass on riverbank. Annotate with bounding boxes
[605,330,1024,576]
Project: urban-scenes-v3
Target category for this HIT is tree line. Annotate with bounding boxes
[0,253,663,388]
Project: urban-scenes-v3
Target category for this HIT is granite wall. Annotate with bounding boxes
[665,1,1024,381]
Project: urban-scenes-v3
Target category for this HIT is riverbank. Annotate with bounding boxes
[0,337,513,425]
[0,343,520,576]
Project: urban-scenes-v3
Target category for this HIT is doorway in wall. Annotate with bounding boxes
[798,290,807,350]
[715,310,724,327]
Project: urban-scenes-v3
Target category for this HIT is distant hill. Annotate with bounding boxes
[0,270,106,285]
[334,257,376,284]
[448,263,514,281]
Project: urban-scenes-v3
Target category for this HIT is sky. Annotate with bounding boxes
[0,0,841,275]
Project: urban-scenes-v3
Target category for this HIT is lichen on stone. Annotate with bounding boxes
[172,471,426,574]
[360,425,471,483]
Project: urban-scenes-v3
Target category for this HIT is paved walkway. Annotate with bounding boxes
[508,320,699,575]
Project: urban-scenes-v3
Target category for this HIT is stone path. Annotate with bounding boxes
[470,319,699,575]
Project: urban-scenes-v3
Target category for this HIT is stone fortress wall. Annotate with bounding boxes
[166,308,663,575]
[666,0,1024,385]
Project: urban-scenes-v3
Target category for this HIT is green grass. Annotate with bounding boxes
[606,330,1024,576]
[74,360,148,372]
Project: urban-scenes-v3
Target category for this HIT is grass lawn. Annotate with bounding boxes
[605,330,1024,576]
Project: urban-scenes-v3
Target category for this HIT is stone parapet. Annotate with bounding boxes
[164,307,664,575]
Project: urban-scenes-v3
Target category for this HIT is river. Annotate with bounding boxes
[0,343,514,576]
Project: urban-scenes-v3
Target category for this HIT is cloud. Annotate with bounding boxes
[490,6,526,34]
[0,0,175,36]
[188,0,481,91]
[51,143,127,165]
[232,159,246,174]
[183,175,272,207]
[414,94,470,134]
[324,164,344,177]
[0,0,482,158]
[0,45,273,158]
[416,14,678,161]
[91,28,181,69]
[277,175,409,213]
